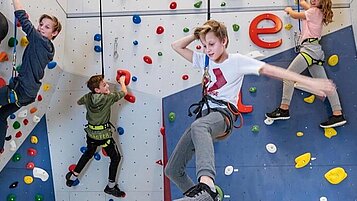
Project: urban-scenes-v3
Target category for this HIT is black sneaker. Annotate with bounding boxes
[320,115,347,128]
[173,183,219,201]
[65,172,77,187]
[265,107,290,120]
[104,184,126,198]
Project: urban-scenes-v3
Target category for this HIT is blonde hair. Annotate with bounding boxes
[193,19,229,48]
[319,0,333,25]
[39,14,62,40]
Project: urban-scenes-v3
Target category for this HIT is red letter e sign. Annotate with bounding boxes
[249,13,282,49]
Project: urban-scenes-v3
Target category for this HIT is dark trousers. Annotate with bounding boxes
[74,137,121,182]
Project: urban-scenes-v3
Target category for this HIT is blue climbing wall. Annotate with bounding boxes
[0,116,55,201]
[163,26,357,201]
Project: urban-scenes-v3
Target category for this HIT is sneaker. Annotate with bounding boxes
[104,184,126,197]
[320,115,347,128]
[265,107,290,120]
[65,172,76,187]
[173,183,219,201]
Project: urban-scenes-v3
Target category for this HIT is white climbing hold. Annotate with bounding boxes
[33,167,49,181]
[266,143,277,154]
[224,165,234,176]
[33,115,40,123]
[9,140,17,151]
[18,109,28,118]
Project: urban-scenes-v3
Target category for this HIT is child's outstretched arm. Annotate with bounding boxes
[259,64,336,98]
[171,34,196,63]
[12,0,24,10]
[285,7,306,20]
[118,76,128,96]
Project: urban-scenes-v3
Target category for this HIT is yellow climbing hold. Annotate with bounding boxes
[296,131,304,137]
[20,36,29,47]
[24,175,33,184]
[324,167,347,184]
[328,55,339,66]
[304,95,315,104]
[42,83,51,91]
[324,127,337,139]
[31,135,38,144]
[295,152,311,168]
[284,23,293,30]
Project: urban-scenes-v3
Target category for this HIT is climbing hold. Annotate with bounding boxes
[324,127,337,139]
[320,197,328,201]
[7,194,16,201]
[169,2,177,9]
[80,146,87,153]
[13,121,20,129]
[132,76,137,82]
[232,24,240,32]
[94,152,101,160]
[133,40,139,45]
[132,15,141,24]
[47,61,57,69]
[26,162,35,169]
[30,107,37,114]
[33,115,40,123]
[20,36,28,46]
[124,93,136,103]
[160,127,165,136]
[42,83,51,91]
[94,45,102,52]
[8,37,18,47]
[33,167,49,181]
[24,175,33,184]
[9,140,16,151]
[324,167,347,184]
[15,131,22,138]
[9,181,18,189]
[27,148,37,156]
[23,119,29,126]
[31,136,38,144]
[182,74,189,80]
[284,23,293,30]
[10,114,16,119]
[68,164,76,172]
[156,160,163,166]
[0,76,6,87]
[35,194,43,201]
[156,26,165,34]
[143,55,153,64]
[0,52,9,62]
[296,131,304,137]
[194,1,203,8]
[294,152,311,168]
[327,54,339,66]
[94,33,101,42]
[158,52,163,56]
[221,2,226,7]
[169,112,176,122]
[116,69,131,85]
[249,87,257,93]
[37,94,43,101]
[251,125,260,133]
[196,45,201,50]
[117,127,124,135]
[183,27,189,33]
[266,143,277,153]
[304,95,315,104]
[12,153,21,162]
[102,147,107,156]
[224,165,234,175]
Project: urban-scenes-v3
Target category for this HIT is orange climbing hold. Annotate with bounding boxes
[30,107,37,114]
[0,51,8,62]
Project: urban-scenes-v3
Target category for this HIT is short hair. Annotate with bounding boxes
[194,19,229,48]
[39,14,62,40]
[87,75,104,93]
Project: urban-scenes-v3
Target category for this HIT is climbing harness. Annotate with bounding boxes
[85,122,115,140]
[299,38,324,66]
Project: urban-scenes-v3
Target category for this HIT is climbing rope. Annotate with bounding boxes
[12,15,18,80]
[99,0,105,77]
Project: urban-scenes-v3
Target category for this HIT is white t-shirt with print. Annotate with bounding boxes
[192,51,265,109]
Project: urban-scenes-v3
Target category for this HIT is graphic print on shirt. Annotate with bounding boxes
[208,68,227,96]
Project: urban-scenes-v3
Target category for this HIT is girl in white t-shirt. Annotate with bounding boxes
[266,0,346,128]
[165,19,336,201]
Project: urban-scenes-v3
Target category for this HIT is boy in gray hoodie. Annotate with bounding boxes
[65,75,127,198]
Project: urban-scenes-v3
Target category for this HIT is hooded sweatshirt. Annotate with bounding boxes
[78,91,125,140]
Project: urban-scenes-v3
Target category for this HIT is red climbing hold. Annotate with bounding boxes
[160,127,165,136]
[170,2,177,9]
[37,94,43,102]
[182,74,189,80]
[26,162,35,169]
[156,26,164,34]
[124,93,136,103]
[156,160,163,166]
[27,148,37,156]
[143,55,153,64]
[116,69,131,85]
[15,131,22,138]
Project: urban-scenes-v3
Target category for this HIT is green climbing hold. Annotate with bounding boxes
[12,153,21,162]
[249,86,257,93]
[15,64,21,72]
[183,27,190,33]
[158,52,163,56]
[7,194,16,201]
[232,24,240,32]
[35,194,43,201]
[13,121,20,129]
[220,2,226,7]
[194,1,202,8]
[251,125,260,133]
[168,112,176,122]
[8,37,18,47]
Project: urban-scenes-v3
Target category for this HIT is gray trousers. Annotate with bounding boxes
[281,43,342,112]
[165,110,227,193]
